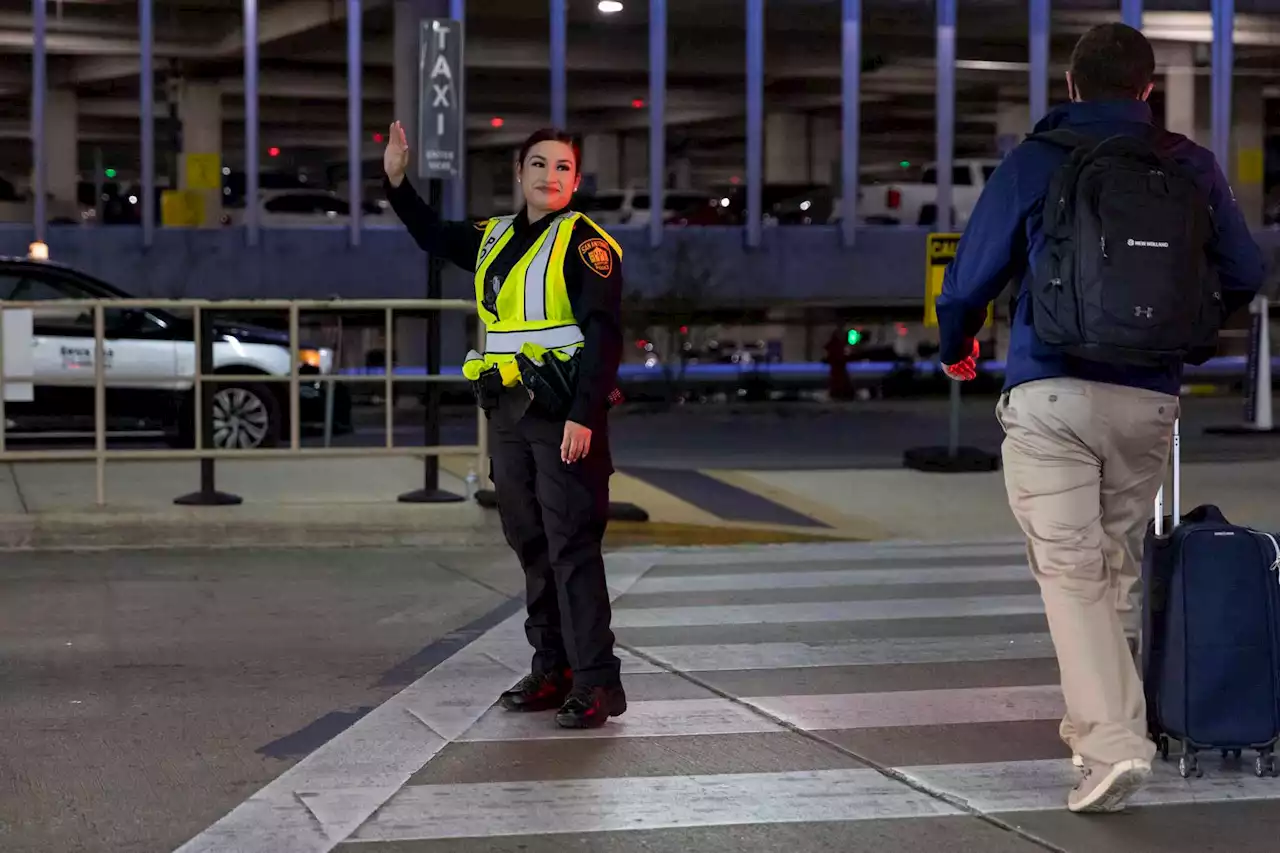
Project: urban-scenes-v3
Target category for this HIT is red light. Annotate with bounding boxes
[267,146,280,157]
[490,117,504,128]
[631,98,645,109]
[896,323,909,337]
[373,132,384,143]
[729,176,741,185]
[679,325,688,334]
[635,339,648,349]
[886,188,901,209]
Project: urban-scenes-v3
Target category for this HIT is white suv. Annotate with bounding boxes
[0,257,348,449]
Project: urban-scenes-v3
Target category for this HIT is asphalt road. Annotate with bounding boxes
[0,547,521,853]
[325,394,1280,470]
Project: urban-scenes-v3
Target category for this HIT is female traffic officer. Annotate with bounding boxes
[383,121,626,729]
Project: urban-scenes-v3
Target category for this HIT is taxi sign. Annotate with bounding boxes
[924,232,993,330]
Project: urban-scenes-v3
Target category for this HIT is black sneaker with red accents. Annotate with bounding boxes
[498,669,572,712]
[555,683,627,729]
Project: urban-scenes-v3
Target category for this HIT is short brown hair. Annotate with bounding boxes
[517,128,581,174]
[1068,23,1155,100]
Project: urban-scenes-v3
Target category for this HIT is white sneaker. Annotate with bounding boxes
[1068,757,1152,813]
[1072,753,1084,769]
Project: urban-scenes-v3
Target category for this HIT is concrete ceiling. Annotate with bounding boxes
[0,0,1276,183]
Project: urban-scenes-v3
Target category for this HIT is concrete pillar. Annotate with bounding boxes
[809,115,839,187]
[764,112,806,184]
[581,133,620,192]
[1164,42,1196,141]
[670,157,692,190]
[621,133,648,188]
[1231,81,1265,230]
[178,80,222,226]
[995,102,1026,158]
[45,88,78,218]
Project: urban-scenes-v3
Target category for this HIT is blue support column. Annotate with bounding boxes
[1029,0,1049,126]
[840,0,861,248]
[935,0,956,233]
[347,0,363,247]
[140,0,155,247]
[244,0,260,246]
[31,0,46,243]
[648,0,667,249]
[550,0,567,128]
[1121,0,1142,29]
[450,0,467,219]
[1211,0,1233,169]
[745,0,764,249]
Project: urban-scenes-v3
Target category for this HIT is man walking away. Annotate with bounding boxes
[935,23,1265,813]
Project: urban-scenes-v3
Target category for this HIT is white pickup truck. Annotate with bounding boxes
[852,158,1002,228]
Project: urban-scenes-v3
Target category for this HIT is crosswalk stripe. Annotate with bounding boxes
[456,686,1064,742]
[634,634,1057,671]
[343,768,963,842]
[342,758,1280,843]
[627,564,1030,594]
[611,595,1046,628]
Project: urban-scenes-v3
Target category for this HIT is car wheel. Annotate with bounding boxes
[210,383,281,449]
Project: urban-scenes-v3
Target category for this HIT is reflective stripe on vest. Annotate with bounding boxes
[483,325,585,355]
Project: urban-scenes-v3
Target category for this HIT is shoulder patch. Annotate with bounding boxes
[578,237,614,278]
[472,219,490,231]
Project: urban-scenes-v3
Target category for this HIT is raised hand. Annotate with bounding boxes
[384,120,410,187]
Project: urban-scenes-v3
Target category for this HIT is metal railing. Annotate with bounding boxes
[0,298,485,507]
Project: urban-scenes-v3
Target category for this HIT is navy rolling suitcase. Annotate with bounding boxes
[1141,418,1280,778]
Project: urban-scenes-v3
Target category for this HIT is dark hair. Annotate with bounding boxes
[517,128,581,173]
[1068,23,1155,100]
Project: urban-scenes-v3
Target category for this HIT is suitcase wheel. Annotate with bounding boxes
[1253,752,1277,778]
[1178,753,1201,779]
[1158,736,1170,761]
[1222,748,1243,762]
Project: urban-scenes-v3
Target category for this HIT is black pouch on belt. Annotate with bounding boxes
[516,351,578,420]
[470,365,505,411]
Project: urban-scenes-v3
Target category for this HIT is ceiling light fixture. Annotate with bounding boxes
[598,1,624,14]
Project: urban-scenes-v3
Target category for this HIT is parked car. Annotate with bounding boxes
[850,159,1000,227]
[0,256,351,449]
[581,189,718,226]
[223,189,387,227]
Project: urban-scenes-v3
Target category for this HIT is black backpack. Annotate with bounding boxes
[1026,127,1222,367]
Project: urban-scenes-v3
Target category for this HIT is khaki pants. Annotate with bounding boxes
[997,377,1177,767]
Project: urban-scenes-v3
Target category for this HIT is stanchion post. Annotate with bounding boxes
[399,178,464,503]
[93,304,106,506]
[175,304,243,505]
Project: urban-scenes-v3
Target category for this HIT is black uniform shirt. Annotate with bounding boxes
[384,175,623,428]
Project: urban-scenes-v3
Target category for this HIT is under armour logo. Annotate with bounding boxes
[1134,306,1154,319]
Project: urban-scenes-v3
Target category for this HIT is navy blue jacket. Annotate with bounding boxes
[935,98,1266,395]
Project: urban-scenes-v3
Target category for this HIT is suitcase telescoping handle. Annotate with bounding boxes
[1153,417,1181,536]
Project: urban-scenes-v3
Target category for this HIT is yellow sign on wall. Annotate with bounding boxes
[184,153,222,191]
[924,232,993,330]
[1236,147,1264,187]
[161,190,206,227]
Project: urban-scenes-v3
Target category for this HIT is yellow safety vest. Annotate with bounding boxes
[463,210,622,385]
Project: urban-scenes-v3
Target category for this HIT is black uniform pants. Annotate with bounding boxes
[489,403,620,689]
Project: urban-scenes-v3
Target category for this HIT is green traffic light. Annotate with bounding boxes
[899,160,910,168]
[104,168,117,178]
[847,329,862,346]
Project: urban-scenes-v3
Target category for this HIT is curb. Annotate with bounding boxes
[0,505,500,551]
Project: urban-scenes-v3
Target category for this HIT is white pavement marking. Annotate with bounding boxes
[345,768,963,842]
[342,757,1280,843]
[908,758,1280,813]
[627,564,1030,594]
[459,697,783,741]
[611,595,1046,628]
[744,685,1064,730]
[625,539,1028,566]
[171,552,663,853]
[636,634,1057,671]
[460,685,1062,742]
